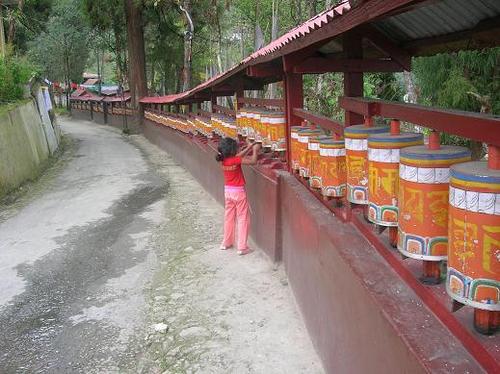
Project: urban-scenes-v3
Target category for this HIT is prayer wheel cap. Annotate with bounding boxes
[344,124,389,138]
[450,161,500,192]
[400,145,471,167]
[368,132,424,148]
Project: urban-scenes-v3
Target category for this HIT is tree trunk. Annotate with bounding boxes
[124,0,147,107]
[180,0,193,92]
[7,0,24,44]
[268,0,279,99]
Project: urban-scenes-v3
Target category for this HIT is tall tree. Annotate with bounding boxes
[124,0,147,106]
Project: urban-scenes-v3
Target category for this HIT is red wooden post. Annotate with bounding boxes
[343,31,364,126]
[211,94,217,114]
[283,72,303,171]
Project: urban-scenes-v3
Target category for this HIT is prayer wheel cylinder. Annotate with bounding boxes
[253,110,264,143]
[246,109,256,141]
[227,119,238,140]
[265,111,286,151]
[398,145,471,283]
[239,109,248,138]
[291,126,309,172]
[367,131,424,227]
[345,123,389,204]
[447,161,500,334]
[317,139,347,198]
[309,135,333,189]
[297,129,323,178]
[260,110,272,148]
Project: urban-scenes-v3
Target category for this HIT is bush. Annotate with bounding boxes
[0,55,35,104]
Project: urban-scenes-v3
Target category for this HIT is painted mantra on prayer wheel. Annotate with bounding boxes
[398,146,471,260]
[447,162,500,313]
[344,125,389,204]
[291,126,309,171]
[253,109,264,143]
[367,133,424,226]
[309,135,333,189]
[317,139,347,197]
[297,129,323,178]
[246,109,256,140]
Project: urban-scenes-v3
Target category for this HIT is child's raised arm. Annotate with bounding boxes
[236,142,254,158]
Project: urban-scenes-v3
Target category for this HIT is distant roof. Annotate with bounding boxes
[140,0,500,105]
[83,72,99,79]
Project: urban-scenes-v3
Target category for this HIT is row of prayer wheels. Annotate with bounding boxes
[211,114,237,139]
[237,108,287,152]
[291,119,499,334]
[144,111,192,134]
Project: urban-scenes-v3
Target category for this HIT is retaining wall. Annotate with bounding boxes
[0,101,59,197]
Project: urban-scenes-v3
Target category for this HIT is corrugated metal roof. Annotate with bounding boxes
[374,0,500,43]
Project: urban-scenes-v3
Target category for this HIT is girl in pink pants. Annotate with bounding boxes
[216,138,261,255]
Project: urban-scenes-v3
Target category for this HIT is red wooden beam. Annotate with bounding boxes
[340,97,500,146]
[339,96,378,117]
[293,108,344,136]
[361,25,412,71]
[239,97,285,109]
[294,58,404,73]
[246,64,283,78]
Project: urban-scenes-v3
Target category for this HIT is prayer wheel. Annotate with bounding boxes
[447,154,500,335]
[246,109,256,141]
[258,110,271,147]
[227,118,238,139]
[345,120,389,205]
[238,109,248,138]
[266,111,286,152]
[317,139,347,199]
[309,135,333,189]
[297,129,323,178]
[367,122,423,240]
[398,134,471,283]
[254,109,264,144]
[291,126,309,172]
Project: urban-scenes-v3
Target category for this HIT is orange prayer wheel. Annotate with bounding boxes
[264,111,286,152]
[344,121,389,204]
[291,126,309,172]
[447,158,500,335]
[367,126,423,228]
[297,129,323,178]
[253,109,264,143]
[246,109,257,141]
[398,142,471,283]
[317,139,347,198]
[309,135,333,189]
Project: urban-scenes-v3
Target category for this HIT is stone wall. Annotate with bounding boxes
[0,100,60,198]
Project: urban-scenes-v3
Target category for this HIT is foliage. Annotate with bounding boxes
[27,0,90,83]
[0,54,36,104]
[413,48,500,114]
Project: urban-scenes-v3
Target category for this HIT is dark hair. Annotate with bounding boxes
[216,137,238,162]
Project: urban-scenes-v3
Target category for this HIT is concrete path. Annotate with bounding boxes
[0,118,323,373]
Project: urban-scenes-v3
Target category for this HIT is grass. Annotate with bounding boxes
[0,99,31,115]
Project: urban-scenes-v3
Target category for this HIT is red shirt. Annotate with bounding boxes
[222,156,246,186]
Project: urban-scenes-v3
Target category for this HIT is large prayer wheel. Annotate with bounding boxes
[317,139,347,198]
[253,109,264,143]
[297,129,323,178]
[398,141,471,282]
[447,160,500,334]
[345,121,389,204]
[291,126,309,172]
[367,128,423,227]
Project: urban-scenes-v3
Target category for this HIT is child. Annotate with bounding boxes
[215,138,261,255]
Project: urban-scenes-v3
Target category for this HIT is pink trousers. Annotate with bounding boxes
[222,187,250,250]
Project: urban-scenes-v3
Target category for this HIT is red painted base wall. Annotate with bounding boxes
[74,114,488,373]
